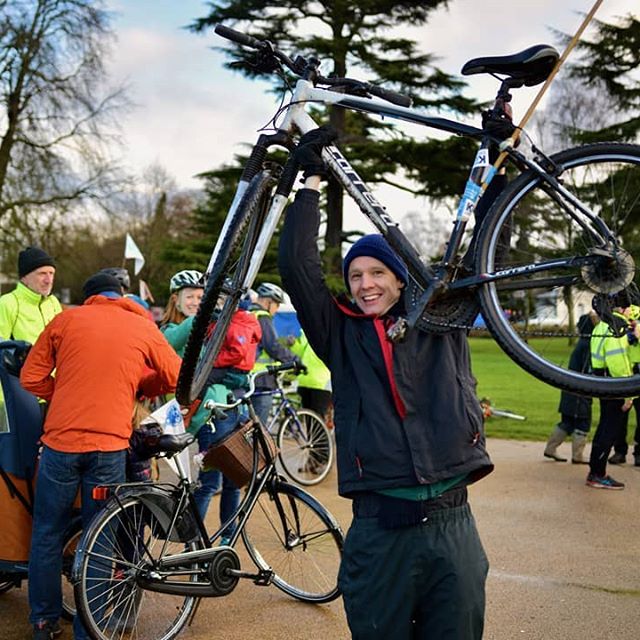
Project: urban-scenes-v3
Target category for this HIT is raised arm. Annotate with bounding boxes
[278,187,340,365]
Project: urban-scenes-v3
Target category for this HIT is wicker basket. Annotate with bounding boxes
[201,418,277,487]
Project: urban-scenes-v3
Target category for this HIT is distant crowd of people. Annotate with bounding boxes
[0,245,330,640]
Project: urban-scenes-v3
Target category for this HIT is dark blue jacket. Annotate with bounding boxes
[279,190,493,498]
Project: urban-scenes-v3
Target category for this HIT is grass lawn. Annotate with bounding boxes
[469,337,598,442]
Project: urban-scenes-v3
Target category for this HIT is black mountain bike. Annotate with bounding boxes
[72,364,343,640]
[176,25,640,406]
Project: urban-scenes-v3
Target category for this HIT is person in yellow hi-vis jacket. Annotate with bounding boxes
[289,329,332,421]
[587,291,636,489]
[608,303,640,467]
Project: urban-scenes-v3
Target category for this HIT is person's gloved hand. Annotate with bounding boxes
[293,125,339,179]
[292,358,308,375]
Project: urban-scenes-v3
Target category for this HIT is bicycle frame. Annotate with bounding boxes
[206,77,610,312]
[100,427,281,598]
[260,387,298,435]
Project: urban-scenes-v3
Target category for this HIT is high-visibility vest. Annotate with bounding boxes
[290,331,331,391]
[590,315,633,378]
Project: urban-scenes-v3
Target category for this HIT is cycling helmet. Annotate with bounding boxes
[256,282,285,304]
[170,269,204,293]
[99,267,130,291]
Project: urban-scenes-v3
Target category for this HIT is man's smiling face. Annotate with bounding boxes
[348,256,404,316]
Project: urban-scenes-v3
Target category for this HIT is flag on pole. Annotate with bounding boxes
[139,279,155,303]
[124,233,145,275]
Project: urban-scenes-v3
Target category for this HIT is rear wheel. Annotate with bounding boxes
[242,481,343,603]
[276,409,334,485]
[74,495,202,640]
[477,143,640,397]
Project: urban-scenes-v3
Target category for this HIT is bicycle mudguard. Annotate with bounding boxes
[116,485,200,544]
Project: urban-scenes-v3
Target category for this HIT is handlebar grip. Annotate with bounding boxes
[267,361,299,375]
[215,24,263,49]
[367,84,412,108]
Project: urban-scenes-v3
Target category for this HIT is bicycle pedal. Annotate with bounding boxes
[253,569,274,586]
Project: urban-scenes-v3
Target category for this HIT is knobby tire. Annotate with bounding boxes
[177,170,276,405]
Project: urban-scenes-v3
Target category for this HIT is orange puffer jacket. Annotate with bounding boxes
[20,295,181,453]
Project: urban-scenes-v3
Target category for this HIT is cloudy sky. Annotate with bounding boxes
[106,0,636,226]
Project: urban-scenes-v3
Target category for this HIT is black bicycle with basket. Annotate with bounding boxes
[71,362,344,640]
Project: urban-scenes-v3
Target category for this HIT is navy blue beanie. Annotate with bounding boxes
[82,273,123,300]
[343,234,408,288]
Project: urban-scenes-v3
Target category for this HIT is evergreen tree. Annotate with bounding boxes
[191,0,479,274]
[567,13,639,143]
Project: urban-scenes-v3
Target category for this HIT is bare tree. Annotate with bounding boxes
[0,0,129,244]
[530,73,618,152]
[400,206,452,260]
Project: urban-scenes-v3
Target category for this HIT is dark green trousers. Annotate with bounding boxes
[338,502,488,639]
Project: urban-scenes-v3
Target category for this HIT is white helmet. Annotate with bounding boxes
[256,282,285,303]
[170,269,204,293]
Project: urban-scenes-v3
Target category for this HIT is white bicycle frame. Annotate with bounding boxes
[205,76,606,294]
[204,78,483,285]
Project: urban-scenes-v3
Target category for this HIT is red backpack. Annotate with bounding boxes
[213,310,262,371]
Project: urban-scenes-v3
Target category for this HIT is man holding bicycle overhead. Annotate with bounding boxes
[279,126,493,640]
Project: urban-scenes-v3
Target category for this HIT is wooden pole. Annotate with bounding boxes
[489,0,604,176]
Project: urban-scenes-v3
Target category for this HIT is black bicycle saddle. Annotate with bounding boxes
[461,44,560,86]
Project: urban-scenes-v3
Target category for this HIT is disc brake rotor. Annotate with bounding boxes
[581,247,635,294]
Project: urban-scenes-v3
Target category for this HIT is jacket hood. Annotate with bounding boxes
[84,294,151,319]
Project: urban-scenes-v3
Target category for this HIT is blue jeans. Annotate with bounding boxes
[251,390,273,429]
[28,446,126,639]
[193,409,242,538]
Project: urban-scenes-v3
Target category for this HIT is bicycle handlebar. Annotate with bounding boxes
[214,23,412,108]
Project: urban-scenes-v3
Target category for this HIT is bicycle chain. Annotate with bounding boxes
[416,315,592,338]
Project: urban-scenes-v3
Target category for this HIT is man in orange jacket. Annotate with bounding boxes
[20,272,182,640]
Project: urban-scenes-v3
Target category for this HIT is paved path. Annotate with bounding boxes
[1,438,639,639]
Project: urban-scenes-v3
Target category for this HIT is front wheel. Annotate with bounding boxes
[476,142,640,397]
[73,495,201,640]
[276,409,334,486]
[0,579,16,594]
[177,170,276,404]
[61,521,82,620]
[242,481,343,603]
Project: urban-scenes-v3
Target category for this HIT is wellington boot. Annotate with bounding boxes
[544,425,568,462]
[571,430,589,464]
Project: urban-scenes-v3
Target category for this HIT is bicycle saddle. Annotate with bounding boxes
[461,44,559,86]
[156,433,195,453]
